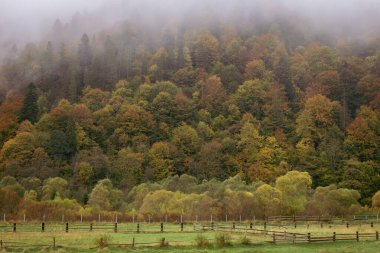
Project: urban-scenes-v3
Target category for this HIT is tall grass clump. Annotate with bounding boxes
[214,233,232,247]
[94,234,111,249]
[195,233,210,247]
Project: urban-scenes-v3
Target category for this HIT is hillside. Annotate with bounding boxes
[0,0,379,218]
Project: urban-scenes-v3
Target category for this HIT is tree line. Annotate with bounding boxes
[0,11,379,210]
[1,171,379,220]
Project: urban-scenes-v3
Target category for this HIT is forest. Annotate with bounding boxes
[0,0,379,219]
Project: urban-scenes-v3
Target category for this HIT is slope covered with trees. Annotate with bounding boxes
[0,4,379,216]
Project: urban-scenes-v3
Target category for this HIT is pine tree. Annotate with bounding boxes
[19,83,39,123]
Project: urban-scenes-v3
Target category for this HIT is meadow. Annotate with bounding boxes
[0,221,379,252]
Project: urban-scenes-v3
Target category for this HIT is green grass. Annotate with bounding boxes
[0,222,379,252]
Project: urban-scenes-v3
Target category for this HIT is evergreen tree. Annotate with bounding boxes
[19,83,39,123]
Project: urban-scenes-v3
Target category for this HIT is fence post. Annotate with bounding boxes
[132,238,135,248]
[65,223,69,233]
[376,231,379,241]
[98,214,100,223]
[80,214,83,223]
[42,222,45,232]
[161,222,163,233]
[90,223,93,231]
[273,232,276,243]
[211,222,214,231]
[148,215,151,224]
[264,222,267,230]
[356,231,359,242]
[1,239,3,249]
[13,223,16,232]
[240,215,242,223]
[3,213,5,223]
[333,232,336,242]
[294,223,297,229]
[114,223,118,233]
[346,222,349,228]
[371,222,374,228]
[181,222,184,232]
[250,222,253,229]
[137,223,140,233]
[307,233,311,243]
[232,222,235,230]
[320,223,323,228]
[53,237,55,250]
[292,233,295,244]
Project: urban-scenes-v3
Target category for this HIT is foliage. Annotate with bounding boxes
[94,234,110,249]
[195,234,210,247]
[0,7,380,215]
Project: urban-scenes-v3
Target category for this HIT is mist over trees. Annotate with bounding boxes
[0,0,379,215]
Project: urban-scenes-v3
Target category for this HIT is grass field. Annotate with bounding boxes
[0,222,379,252]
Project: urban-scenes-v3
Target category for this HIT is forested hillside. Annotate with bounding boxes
[0,1,379,217]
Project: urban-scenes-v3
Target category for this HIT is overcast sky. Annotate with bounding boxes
[1,0,380,46]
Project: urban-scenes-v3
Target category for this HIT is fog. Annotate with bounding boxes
[1,0,380,53]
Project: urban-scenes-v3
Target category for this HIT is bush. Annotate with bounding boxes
[240,236,251,245]
[159,237,169,247]
[195,233,209,247]
[214,233,232,247]
[94,234,110,249]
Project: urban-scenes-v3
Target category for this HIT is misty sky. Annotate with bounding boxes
[1,0,380,47]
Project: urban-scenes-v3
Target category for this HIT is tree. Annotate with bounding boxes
[19,83,39,123]
[75,161,94,185]
[172,124,200,156]
[148,142,178,181]
[345,106,380,162]
[111,149,144,191]
[234,80,266,119]
[195,141,224,180]
[192,31,219,70]
[42,177,69,200]
[78,33,92,89]
[373,191,380,208]
[275,171,312,215]
[200,75,226,115]
[307,184,361,216]
[238,121,264,166]
[88,179,124,211]
[245,59,266,80]
[254,184,282,218]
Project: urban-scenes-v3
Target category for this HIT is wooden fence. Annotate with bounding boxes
[201,224,380,244]
[0,237,173,250]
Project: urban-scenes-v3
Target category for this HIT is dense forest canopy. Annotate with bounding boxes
[0,0,379,217]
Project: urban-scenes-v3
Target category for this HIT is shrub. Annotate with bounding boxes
[195,233,209,247]
[94,234,110,249]
[240,236,251,245]
[214,233,232,247]
[159,237,169,247]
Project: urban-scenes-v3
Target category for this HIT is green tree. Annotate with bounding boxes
[275,171,312,215]
[88,179,124,211]
[307,184,361,216]
[19,83,39,123]
[42,177,69,200]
